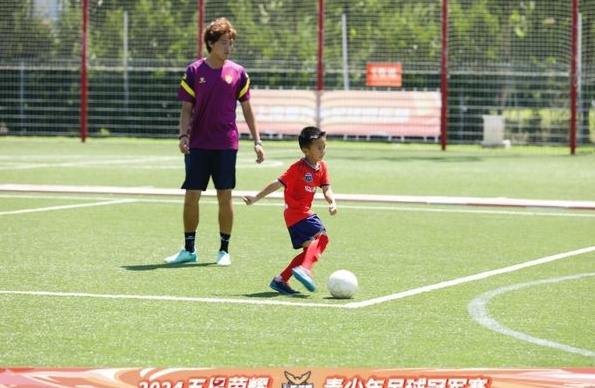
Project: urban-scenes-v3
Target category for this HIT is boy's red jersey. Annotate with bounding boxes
[278,158,330,227]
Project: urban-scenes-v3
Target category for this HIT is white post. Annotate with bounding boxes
[577,12,583,142]
[123,10,129,106]
[341,13,349,90]
[19,61,25,131]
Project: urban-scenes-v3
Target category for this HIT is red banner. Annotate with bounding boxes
[366,62,403,87]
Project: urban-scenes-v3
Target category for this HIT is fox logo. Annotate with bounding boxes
[284,371,311,385]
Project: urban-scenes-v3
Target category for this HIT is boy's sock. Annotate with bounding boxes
[301,234,329,271]
[280,252,305,282]
[184,232,196,252]
[219,233,231,253]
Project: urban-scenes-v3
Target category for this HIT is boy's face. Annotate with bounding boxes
[302,137,327,163]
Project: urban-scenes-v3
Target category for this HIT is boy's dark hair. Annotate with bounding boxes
[204,17,236,53]
[299,126,326,149]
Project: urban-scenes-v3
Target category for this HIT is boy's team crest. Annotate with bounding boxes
[304,173,313,182]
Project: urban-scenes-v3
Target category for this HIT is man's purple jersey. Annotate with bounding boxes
[177,58,251,150]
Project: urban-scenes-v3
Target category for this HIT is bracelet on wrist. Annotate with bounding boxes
[178,134,189,140]
[254,140,263,146]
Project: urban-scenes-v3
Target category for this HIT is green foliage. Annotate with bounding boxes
[0,0,56,61]
[1,0,578,68]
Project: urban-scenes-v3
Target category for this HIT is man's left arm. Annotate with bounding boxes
[240,100,264,164]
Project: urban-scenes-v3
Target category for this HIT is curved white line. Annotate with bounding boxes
[468,272,595,358]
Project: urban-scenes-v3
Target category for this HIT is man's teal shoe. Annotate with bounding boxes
[164,248,197,264]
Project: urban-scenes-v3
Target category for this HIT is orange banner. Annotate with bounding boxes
[1,367,593,388]
[366,62,402,87]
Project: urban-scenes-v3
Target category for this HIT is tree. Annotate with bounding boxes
[0,0,56,63]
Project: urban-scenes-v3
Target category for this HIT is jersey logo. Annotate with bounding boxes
[199,77,206,84]
[304,173,313,182]
[225,74,233,84]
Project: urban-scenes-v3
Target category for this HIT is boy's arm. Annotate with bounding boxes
[322,185,337,215]
[243,180,283,205]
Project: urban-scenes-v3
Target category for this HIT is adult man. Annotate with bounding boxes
[165,17,264,266]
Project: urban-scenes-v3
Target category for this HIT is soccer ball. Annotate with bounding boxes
[327,269,358,299]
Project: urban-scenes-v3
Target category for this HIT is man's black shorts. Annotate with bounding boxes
[182,149,237,191]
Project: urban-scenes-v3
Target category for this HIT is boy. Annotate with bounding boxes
[243,126,337,294]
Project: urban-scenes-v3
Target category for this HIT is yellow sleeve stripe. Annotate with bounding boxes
[238,76,250,99]
[180,80,195,98]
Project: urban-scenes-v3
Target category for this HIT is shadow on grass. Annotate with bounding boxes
[121,263,215,271]
[243,291,310,299]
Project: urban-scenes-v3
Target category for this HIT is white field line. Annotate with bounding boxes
[0,290,343,309]
[1,186,593,309]
[1,184,595,211]
[1,246,593,309]
[0,156,180,170]
[0,156,283,170]
[468,273,595,358]
[0,198,138,216]
[343,245,595,309]
[2,192,595,218]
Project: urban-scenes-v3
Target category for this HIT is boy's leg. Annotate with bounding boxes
[300,233,329,270]
[270,252,304,295]
[279,251,305,282]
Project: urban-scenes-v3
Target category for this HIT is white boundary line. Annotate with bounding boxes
[1,246,593,309]
[344,245,595,308]
[0,198,138,216]
[0,290,342,308]
[468,272,595,358]
[1,183,595,211]
[2,192,595,218]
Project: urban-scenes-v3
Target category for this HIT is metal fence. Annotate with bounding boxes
[0,0,593,151]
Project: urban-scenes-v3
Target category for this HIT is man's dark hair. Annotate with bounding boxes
[298,126,326,149]
[204,17,236,53]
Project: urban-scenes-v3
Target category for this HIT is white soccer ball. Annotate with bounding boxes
[327,269,358,299]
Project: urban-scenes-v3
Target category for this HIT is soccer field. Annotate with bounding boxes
[0,137,594,367]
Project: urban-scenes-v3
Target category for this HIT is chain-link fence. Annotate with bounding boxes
[0,0,593,150]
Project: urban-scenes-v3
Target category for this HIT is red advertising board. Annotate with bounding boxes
[366,62,402,87]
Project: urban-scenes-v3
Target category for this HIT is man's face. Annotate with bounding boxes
[210,34,234,60]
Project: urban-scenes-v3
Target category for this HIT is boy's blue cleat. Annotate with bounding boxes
[270,279,300,295]
[292,266,316,292]
[164,249,197,264]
